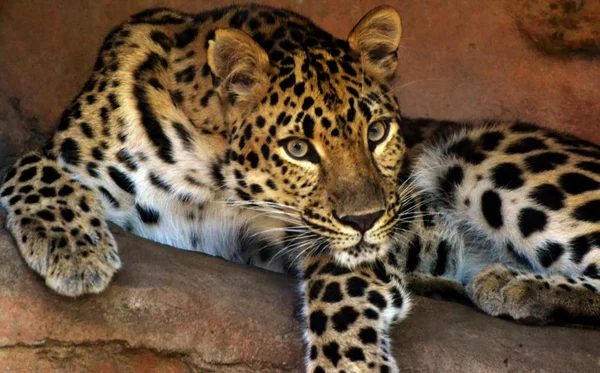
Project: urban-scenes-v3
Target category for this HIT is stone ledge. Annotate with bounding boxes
[1,210,599,372]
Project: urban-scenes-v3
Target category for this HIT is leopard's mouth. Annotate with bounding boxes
[296,214,397,266]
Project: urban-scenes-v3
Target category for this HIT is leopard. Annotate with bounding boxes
[1,4,599,373]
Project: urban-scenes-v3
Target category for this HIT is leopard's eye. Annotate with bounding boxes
[280,138,321,163]
[286,139,309,159]
[367,121,389,143]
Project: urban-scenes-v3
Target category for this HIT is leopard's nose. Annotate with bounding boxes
[334,210,384,234]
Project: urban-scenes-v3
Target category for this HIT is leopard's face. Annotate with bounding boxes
[209,6,405,266]
[225,53,409,267]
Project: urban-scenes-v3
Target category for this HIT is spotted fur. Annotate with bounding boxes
[407,120,600,326]
[1,5,599,373]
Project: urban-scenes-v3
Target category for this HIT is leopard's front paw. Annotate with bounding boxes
[7,210,121,297]
[1,153,121,296]
[2,177,121,296]
[44,225,121,297]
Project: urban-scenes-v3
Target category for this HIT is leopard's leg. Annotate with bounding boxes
[300,255,409,373]
[0,152,120,296]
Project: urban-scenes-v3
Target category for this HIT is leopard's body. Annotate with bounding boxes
[1,4,599,373]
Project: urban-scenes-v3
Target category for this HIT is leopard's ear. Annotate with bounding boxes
[207,29,271,104]
[348,6,402,82]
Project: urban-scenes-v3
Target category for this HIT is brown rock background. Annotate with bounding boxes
[508,0,600,54]
[1,0,600,372]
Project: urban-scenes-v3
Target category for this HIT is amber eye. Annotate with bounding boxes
[367,121,390,145]
[286,139,309,159]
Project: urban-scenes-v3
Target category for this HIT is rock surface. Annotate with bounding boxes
[1,210,600,372]
[1,0,600,372]
[507,0,600,54]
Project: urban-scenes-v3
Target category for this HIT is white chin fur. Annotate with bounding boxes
[333,243,391,268]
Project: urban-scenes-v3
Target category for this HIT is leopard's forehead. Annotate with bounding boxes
[253,17,398,112]
[261,71,399,150]
[256,51,400,145]
[252,16,352,63]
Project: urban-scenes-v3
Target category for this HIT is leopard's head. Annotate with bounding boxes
[209,6,410,267]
